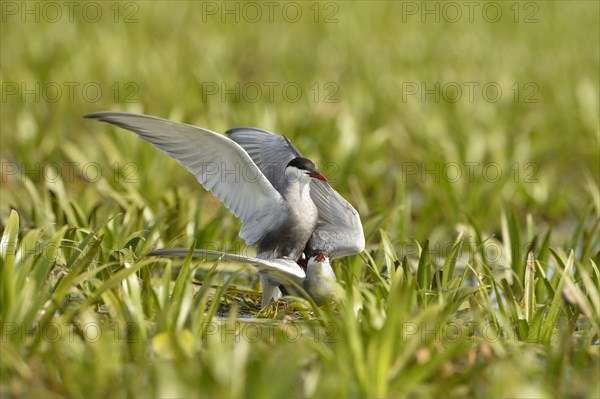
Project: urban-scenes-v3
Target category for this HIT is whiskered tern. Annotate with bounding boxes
[85,112,364,305]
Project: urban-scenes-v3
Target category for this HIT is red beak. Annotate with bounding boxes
[314,251,327,262]
[308,171,328,182]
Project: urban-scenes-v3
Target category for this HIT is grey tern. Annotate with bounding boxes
[226,126,365,260]
[85,112,364,305]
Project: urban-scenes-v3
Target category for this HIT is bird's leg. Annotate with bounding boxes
[260,274,282,307]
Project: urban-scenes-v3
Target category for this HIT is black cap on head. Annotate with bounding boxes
[287,157,317,171]
[287,157,328,182]
[286,157,327,182]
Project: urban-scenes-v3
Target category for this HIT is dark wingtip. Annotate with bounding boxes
[225,126,253,137]
[83,112,109,120]
[82,112,134,131]
[224,127,238,137]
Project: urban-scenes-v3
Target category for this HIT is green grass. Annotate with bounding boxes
[1,1,599,398]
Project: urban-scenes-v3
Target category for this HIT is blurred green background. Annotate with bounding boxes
[2,1,598,240]
[1,1,599,398]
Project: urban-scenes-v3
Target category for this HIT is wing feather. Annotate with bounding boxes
[148,248,306,281]
[226,127,301,193]
[85,112,284,245]
[227,127,365,258]
[307,180,365,258]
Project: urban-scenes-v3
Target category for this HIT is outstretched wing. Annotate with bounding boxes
[307,180,365,259]
[148,248,306,282]
[85,112,284,245]
[226,127,302,193]
[227,127,365,258]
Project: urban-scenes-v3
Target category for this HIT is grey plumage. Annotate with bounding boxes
[85,112,322,266]
[227,127,365,259]
[85,112,363,306]
[85,112,285,248]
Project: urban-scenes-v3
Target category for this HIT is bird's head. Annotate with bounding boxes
[285,157,328,183]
